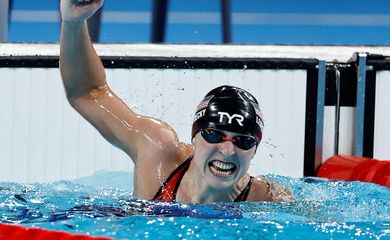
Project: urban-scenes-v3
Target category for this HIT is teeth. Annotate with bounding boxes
[212,160,236,171]
[208,160,236,177]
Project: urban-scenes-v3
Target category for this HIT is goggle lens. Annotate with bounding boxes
[200,129,258,150]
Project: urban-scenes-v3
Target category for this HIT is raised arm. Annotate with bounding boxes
[59,0,190,163]
[60,0,106,100]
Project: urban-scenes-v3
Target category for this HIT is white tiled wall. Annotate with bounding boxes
[0,67,308,182]
[374,71,390,160]
[322,106,355,162]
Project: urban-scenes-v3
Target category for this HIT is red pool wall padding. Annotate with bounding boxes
[0,223,112,240]
[317,155,390,188]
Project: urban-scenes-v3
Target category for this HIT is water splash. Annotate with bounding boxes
[0,175,389,239]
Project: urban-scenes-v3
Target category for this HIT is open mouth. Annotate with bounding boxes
[208,160,237,177]
[73,0,94,6]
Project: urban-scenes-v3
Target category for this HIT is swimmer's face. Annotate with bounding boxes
[192,129,257,189]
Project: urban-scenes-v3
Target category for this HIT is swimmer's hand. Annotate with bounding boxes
[60,0,104,23]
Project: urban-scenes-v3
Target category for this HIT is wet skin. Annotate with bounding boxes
[59,0,294,203]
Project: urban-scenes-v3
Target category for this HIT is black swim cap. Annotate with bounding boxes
[192,85,264,141]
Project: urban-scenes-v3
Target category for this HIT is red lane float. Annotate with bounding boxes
[0,223,112,240]
[317,155,390,188]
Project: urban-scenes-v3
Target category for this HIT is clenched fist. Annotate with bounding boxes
[60,0,104,23]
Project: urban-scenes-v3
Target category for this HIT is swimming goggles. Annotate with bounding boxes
[200,128,258,150]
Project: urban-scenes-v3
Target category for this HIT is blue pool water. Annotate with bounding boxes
[0,174,389,239]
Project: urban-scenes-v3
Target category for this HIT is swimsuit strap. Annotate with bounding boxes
[234,176,254,202]
[152,155,193,202]
[153,156,255,202]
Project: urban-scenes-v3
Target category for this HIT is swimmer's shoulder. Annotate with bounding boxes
[132,141,193,199]
[134,115,193,165]
[245,176,273,202]
[246,175,295,202]
[132,116,194,195]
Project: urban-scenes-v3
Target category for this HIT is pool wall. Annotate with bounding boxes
[0,44,389,183]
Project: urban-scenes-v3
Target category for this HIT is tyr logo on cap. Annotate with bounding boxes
[217,112,244,126]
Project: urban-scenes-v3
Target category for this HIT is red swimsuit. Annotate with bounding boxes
[153,155,254,202]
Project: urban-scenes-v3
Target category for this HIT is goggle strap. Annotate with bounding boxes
[222,136,236,143]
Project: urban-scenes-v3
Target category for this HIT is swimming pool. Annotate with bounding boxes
[0,173,389,239]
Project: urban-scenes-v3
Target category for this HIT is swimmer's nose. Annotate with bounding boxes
[218,140,235,157]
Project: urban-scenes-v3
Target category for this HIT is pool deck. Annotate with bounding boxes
[1,43,390,62]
